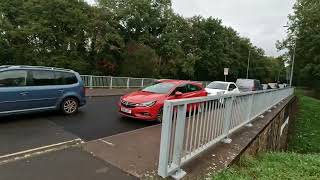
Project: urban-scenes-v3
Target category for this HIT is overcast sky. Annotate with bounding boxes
[172,0,295,56]
[87,0,295,56]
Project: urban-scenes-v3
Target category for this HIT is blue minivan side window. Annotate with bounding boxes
[28,70,56,86]
[0,70,27,87]
[27,70,78,86]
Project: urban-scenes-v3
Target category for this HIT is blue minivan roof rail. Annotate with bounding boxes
[0,65,12,69]
[0,65,74,72]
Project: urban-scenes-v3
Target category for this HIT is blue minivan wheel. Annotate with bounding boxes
[61,97,79,115]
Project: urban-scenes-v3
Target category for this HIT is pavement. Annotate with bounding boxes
[0,147,138,180]
[84,125,162,179]
[0,91,158,180]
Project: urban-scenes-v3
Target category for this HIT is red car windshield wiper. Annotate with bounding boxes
[140,90,154,93]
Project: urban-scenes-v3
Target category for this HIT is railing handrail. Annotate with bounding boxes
[81,74,157,80]
[80,74,210,89]
[164,87,291,106]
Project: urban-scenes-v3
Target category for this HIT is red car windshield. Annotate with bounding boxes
[141,82,175,94]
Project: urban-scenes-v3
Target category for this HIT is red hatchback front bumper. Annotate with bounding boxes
[118,103,160,121]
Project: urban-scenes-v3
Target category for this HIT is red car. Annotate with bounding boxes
[118,80,207,122]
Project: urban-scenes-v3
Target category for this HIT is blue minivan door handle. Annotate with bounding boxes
[19,92,29,96]
[58,90,64,93]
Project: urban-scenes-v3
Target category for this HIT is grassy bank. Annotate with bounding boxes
[289,94,320,153]
[214,153,320,179]
[213,90,320,179]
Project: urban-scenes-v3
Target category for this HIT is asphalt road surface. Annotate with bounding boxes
[0,96,158,157]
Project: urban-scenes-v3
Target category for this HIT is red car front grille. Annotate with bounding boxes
[121,100,137,108]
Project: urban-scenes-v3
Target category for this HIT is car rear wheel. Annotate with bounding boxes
[61,98,79,115]
[157,107,163,123]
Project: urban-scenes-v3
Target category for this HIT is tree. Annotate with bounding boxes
[0,0,93,72]
[86,6,125,75]
[120,42,160,77]
[0,0,286,83]
[279,0,320,89]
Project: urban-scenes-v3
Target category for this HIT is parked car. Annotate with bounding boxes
[0,65,86,116]
[205,81,240,96]
[236,79,263,92]
[267,83,279,89]
[261,84,268,90]
[118,80,207,122]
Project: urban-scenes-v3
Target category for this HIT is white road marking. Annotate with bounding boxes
[0,138,83,160]
[99,139,115,147]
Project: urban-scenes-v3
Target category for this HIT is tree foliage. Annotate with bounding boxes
[0,0,285,82]
[279,0,320,89]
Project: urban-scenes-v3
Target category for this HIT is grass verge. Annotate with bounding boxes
[213,152,320,180]
[289,93,320,153]
[213,90,320,179]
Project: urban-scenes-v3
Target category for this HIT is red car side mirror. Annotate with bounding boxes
[175,91,183,96]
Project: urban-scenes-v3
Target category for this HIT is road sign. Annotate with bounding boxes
[224,68,229,75]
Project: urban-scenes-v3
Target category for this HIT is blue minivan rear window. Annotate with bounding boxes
[54,71,78,85]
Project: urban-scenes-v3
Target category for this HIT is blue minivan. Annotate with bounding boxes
[0,65,86,116]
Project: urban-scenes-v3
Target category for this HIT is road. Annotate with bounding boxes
[0,96,158,157]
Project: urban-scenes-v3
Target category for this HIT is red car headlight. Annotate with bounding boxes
[136,101,157,107]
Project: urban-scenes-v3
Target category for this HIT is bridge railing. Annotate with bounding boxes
[80,75,158,89]
[80,75,210,89]
[158,87,294,178]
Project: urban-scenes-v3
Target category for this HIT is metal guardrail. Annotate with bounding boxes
[80,75,157,88]
[80,75,210,89]
[158,87,294,178]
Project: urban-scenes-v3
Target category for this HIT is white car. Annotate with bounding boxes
[205,81,240,96]
[262,84,268,90]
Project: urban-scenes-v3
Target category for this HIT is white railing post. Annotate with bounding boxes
[158,101,174,178]
[110,76,113,89]
[222,97,233,143]
[89,75,93,89]
[141,78,144,87]
[127,78,130,89]
[171,104,187,179]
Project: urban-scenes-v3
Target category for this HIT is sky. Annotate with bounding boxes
[87,0,296,56]
[171,0,296,56]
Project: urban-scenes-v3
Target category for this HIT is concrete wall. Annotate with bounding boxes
[243,96,298,156]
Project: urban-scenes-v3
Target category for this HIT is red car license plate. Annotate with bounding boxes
[121,107,132,114]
